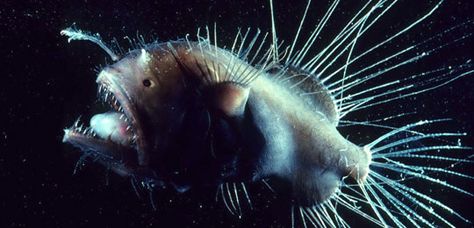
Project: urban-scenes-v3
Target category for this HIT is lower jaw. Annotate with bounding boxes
[63,128,138,164]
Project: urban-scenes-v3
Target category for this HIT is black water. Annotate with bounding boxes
[1,0,473,227]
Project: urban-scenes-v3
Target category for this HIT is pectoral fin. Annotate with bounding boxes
[207,82,250,117]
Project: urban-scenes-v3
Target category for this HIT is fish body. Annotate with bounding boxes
[61,1,473,226]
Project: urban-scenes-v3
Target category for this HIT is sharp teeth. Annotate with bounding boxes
[126,126,131,131]
[109,93,114,103]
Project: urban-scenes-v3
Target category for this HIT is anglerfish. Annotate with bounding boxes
[61,0,474,227]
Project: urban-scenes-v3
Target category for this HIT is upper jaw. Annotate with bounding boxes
[96,69,149,166]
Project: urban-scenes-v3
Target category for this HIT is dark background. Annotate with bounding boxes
[1,0,473,227]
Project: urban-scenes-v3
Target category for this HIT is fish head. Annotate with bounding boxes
[63,45,192,184]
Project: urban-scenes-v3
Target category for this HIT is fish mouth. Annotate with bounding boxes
[63,70,144,169]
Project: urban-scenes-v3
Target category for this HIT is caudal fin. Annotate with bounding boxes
[294,119,473,227]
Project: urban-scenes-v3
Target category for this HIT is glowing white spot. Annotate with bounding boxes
[90,112,131,145]
[139,48,151,67]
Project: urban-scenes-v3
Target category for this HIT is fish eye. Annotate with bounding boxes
[143,79,154,87]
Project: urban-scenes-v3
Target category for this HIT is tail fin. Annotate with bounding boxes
[349,119,472,227]
[295,119,473,227]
